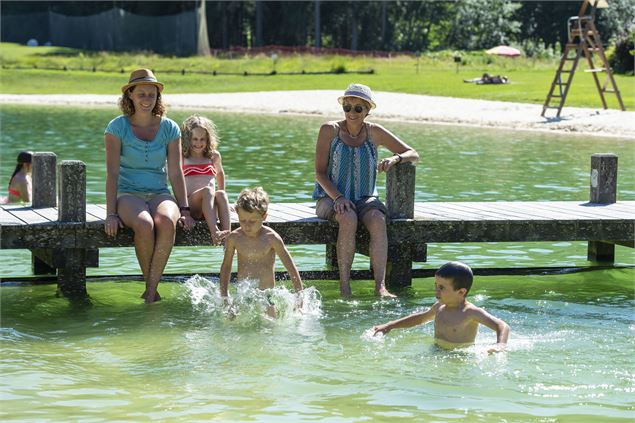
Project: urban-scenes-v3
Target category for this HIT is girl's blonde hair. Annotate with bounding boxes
[235,187,269,216]
[118,86,166,117]
[181,115,219,159]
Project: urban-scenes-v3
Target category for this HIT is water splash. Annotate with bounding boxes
[182,275,322,325]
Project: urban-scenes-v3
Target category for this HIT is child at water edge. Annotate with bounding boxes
[2,151,33,204]
[220,187,304,318]
[181,115,231,244]
[371,261,510,353]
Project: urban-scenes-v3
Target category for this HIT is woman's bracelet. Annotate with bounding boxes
[394,153,403,163]
[333,194,344,203]
[107,213,118,218]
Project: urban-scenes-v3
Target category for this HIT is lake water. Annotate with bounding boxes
[1,105,634,421]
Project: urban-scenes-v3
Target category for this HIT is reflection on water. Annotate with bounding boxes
[1,271,633,421]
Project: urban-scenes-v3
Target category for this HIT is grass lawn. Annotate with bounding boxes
[1,42,632,109]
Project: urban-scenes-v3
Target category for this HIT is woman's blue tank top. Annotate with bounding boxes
[312,123,379,201]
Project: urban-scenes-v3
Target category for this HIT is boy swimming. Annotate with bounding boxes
[371,261,509,352]
[220,187,304,317]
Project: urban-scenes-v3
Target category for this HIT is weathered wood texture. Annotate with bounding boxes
[32,152,56,208]
[3,201,633,248]
[30,152,57,275]
[588,153,618,261]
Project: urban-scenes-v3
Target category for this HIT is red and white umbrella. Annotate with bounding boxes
[485,46,522,57]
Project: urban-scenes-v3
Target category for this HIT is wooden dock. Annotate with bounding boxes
[1,153,633,298]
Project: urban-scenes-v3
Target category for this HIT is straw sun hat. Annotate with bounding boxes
[337,83,376,109]
[121,68,164,93]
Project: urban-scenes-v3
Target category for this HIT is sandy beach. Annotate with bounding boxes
[1,91,633,138]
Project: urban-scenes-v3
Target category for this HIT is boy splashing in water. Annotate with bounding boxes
[181,115,231,245]
[371,261,509,353]
[220,187,304,318]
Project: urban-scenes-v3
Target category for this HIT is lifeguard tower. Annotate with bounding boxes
[541,0,625,117]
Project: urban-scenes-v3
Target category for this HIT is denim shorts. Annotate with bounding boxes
[315,196,388,221]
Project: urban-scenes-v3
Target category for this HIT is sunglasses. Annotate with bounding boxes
[342,104,366,113]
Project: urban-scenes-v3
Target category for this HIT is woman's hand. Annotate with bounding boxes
[333,196,354,214]
[104,214,123,237]
[179,214,195,230]
[377,154,402,173]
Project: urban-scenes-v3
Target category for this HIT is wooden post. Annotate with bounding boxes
[325,243,338,270]
[31,152,57,275]
[588,153,617,262]
[57,160,88,298]
[385,162,416,288]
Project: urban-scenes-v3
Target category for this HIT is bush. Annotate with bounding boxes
[607,32,634,75]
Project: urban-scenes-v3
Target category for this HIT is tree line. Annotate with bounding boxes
[2,0,634,55]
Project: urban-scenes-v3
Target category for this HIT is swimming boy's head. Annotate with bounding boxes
[235,187,269,236]
[181,115,219,158]
[435,261,473,296]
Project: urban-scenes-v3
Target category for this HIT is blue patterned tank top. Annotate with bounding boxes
[312,123,379,201]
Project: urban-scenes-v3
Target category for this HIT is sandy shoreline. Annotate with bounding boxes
[1,91,633,139]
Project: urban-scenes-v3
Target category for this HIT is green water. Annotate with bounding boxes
[1,105,634,421]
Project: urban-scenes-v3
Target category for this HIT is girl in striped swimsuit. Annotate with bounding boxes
[181,115,231,245]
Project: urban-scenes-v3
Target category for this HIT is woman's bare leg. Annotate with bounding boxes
[143,194,179,303]
[117,195,154,287]
[362,210,395,297]
[334,209,357,297]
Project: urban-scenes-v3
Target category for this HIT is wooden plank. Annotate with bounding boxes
[414,203,472,221]
[600,202,635,213]
[280,203,319,220]
[487,202,574,221]
[468,202,565,220]
[86,204,106,222]
[0,207,26,225]
[441,202,532,221]
[31,207,59,222]
[7,207,52,225]
[526,202,629,220]
[545,201,635,219]
[269,204,311,220]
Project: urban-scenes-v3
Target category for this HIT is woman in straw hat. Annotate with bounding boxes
[104,68,194,304]
[313,83,419,298]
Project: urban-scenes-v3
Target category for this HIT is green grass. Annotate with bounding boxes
[1,42,632,109]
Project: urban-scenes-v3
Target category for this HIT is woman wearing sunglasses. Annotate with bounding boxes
[313,83,419,298]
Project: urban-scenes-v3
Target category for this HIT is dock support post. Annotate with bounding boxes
[588,153,617,262]
[385,162,416,288]
[57,160,88,298]
[31,152,57,275]
[325,243,338,270]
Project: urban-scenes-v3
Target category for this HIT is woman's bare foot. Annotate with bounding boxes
[141,290,162,303]
[375,286,396,298]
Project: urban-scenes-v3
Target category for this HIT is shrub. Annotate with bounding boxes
[607,31,634,75]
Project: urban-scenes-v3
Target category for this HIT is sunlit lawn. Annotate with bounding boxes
[1,42,632,108]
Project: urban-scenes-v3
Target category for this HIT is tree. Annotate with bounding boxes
[447,0,521,50]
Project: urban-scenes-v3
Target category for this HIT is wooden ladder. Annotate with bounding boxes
[542,2,625,117]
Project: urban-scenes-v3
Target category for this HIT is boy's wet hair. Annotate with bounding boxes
[235,187,269,216]
[181,115,219,159]
[436,261,473,293]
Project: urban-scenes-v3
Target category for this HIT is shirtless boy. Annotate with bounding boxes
[371,261,509,352]
[219,187,304,317]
